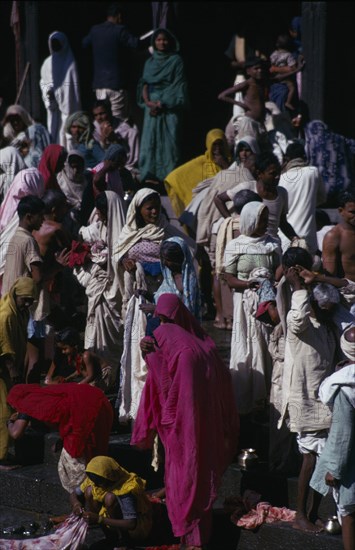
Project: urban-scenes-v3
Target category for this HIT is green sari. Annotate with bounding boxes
[137,29,189,182]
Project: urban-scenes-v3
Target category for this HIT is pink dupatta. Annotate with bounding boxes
[132,323,239,545]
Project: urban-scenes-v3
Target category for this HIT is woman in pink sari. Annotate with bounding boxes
[132,295,239,549]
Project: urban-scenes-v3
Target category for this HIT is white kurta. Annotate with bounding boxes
[279,289,336,433]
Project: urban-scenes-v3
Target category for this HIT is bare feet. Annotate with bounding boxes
[293,513,323,533]
[213,318,226,330]
[285,102,296,111]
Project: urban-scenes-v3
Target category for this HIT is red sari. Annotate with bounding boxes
[132,324,239,546]
[7,383,113,460]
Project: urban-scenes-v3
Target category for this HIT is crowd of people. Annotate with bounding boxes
[0,3,355,550]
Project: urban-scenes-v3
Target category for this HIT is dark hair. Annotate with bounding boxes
[285,142,306,161]
[282,246,313,270]
[244,55,263,68]
[95,192,108,216]
[135,193,160,228]
[276,33,293,51]
[55,327,80,347]
[42,189,67,214]
[255,152,280,173]
[160,241,185,266]
[17,195,45,219]
[233,189,262,214]
[107,2,124,18]
[338,191,355,208]
[315,209,331,230]
[92,99,112,116]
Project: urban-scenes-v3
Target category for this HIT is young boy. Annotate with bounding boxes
[279,248,337,532]
[269,34,298,110]
[310,324,355,550]
[218,57,268,147]
[215,152,298,242]
[2,196,45,295]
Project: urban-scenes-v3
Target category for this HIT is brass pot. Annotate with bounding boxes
[237,448,259,471]
[324,516,342,535]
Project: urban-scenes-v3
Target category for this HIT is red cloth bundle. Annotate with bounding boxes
[68,240,91,268]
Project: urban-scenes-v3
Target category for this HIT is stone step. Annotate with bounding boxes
[237,520,343,550]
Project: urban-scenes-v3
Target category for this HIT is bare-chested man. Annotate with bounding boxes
[322,192,355,282]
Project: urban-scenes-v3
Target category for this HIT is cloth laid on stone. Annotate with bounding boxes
[0,514,87,549]
[232,502,296,529]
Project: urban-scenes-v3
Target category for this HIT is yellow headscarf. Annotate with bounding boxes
[80,456,152,540]
[0,277,37,376]
[164,128,231,217]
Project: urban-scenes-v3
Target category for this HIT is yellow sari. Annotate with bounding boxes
[164,128,230,217]
[80,456,152,541]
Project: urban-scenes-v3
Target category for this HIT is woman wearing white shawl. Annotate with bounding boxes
[223,201,281,414]
[40,31,81,147]
[74,191,125,381]
[116,187,195,314]
[310,325,355,545]
[1,105,51,168]
[0,146,26,200]
[117,189,195,421]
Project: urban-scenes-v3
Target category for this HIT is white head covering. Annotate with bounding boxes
[116,188,168,259]
[224,202,281,270]
[2,105,35,142]
[318,324,355,408]
[0,146,26,197]
[239,201,267,236]
[57,151,87,209]
[40,31,81,115]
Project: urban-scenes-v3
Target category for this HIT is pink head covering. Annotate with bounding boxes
[38,144,66,190]
[0,167,45,231]
[154,293,208,343]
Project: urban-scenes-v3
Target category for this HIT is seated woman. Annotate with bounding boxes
[1,104,51,168]
[116,187,195,316]
[6,383,113,492]
[164,128,231,218]
[45,327,112,391]
[65,111,105,169]
[73,191,126,382]
[70,455,152,550]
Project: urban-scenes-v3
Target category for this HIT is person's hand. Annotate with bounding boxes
[72,503,84,516]
[82,511,100,525]
[139,303,156,315]
[295,265,316,285]
[122,258,137,272]
[325,472,339,487]
[247,280,260,290]
[100,121,115,141]
[140,336,156,355]
[134,288,148,299]
[284,266,303,289]
[55,249,71,267]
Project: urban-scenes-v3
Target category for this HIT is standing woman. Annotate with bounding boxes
[223,202,281,415]
[40,31,81,148]
[137,28,189,185]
